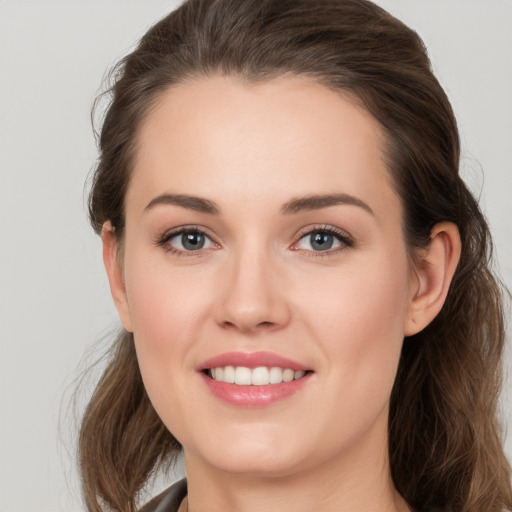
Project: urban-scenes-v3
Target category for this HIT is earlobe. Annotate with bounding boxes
[404,222,461,336]
[101,222,134,333]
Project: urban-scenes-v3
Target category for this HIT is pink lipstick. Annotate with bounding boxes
[197,351,313,407]
[198,351,309,372]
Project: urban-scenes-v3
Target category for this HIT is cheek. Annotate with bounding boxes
[300,249,410,389]
[122,258,213,437]
[124,250,210,349]
[121,247,211,399]
[288,252,411,455]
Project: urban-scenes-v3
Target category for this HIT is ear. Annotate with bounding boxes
[101,222,133,333]
[404,222,461,336]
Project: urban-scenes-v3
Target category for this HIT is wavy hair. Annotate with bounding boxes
[81,1,512,510]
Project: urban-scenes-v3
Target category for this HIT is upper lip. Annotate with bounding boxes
[197,351,310,372]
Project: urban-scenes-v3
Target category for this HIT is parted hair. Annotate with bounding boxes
[81,1,512,511]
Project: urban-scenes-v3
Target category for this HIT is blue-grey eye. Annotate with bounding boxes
[310,232,334,251]
[296,229,350,252]
[180,232,205,250]
[165,230,215,252]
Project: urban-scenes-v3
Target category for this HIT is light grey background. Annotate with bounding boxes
[0,1,511,511]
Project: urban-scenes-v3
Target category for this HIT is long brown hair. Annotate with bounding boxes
[81,1,512,510]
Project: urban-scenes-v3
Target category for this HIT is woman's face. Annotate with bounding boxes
[112,75,419,478]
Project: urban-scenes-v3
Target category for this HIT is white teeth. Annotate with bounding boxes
[269,367,283,384]
[223,365,236,383]
[283,369,294,382]
[234,366,252,385]
[209,366,308,385]
[251,367,270,385]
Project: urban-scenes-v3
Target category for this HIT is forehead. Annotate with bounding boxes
[129,75,399,219]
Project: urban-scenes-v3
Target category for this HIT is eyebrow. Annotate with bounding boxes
[144,192,374,216]
[144,193,221,215]
[281,193,374,216]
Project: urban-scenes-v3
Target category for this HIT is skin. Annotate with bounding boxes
[103,75,460,512]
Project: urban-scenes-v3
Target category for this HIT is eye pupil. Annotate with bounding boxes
[311,232,334,251]
[182,232,205,250]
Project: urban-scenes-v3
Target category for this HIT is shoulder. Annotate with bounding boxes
[139,479,187,512]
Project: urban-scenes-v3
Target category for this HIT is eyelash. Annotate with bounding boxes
[156,225,217,257]
[291,225,354,258]
[156,224,354,257]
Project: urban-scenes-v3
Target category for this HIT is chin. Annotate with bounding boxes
[205,453,303,478]
[189,430,309,478]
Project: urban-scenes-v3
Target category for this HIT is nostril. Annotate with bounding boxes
[220,319,276,332]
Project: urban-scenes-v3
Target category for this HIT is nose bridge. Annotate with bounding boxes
[216,238,290,332]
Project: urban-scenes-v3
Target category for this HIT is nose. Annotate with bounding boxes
[214,248,291,334]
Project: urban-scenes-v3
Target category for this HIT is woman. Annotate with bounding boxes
[79,0,512,511]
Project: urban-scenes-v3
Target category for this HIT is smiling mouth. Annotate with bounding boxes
[205,366,310,386]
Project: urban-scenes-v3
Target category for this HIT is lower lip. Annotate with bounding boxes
[199,372,312,407]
